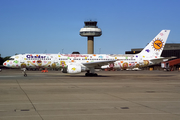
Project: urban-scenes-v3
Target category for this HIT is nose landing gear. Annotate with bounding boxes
[22,68,27,77]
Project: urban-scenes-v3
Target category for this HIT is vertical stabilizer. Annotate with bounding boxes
[138,30,170,59]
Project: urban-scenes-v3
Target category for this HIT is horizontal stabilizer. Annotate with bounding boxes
[150,56,177,64]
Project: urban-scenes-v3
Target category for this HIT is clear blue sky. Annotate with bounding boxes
[0,0,180,57]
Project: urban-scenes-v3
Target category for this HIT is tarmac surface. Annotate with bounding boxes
[0,69,180,120]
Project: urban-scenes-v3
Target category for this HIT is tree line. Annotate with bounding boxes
[0,56,10,65]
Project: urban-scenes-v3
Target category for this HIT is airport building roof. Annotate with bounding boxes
[131,43,180,51]
[126,43,180,58]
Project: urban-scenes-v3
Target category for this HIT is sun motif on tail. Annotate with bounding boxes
[151,38,164,51]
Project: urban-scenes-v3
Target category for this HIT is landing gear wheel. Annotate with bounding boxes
[24,74,27,77]
[85,73,88,76]
[85,73,98,76]
[93,73,98,76]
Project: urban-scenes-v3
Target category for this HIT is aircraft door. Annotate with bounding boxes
[19,55,26,68]
[20,55,24,63]
[54,56,58,63]
[52,56,58,68]
[138,54,143,66]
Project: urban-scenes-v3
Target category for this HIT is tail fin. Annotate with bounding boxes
[138,30,170,59]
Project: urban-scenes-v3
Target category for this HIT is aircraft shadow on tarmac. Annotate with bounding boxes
[69,75,110,77]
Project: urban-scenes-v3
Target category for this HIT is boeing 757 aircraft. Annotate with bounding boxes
[3,30,170,76]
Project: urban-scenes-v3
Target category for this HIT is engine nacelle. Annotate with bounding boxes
[62,64,81,74]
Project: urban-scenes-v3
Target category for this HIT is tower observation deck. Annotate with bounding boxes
[80,21,102,54]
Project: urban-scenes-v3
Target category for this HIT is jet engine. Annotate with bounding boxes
[62,64,81,74]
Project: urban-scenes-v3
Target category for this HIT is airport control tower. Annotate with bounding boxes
[80,21,102,54]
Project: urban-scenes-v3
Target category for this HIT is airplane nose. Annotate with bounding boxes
[3,62,7,66]
[3,61,9,67]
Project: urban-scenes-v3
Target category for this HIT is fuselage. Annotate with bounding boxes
[3,54,115,69]
[3,53,155,70]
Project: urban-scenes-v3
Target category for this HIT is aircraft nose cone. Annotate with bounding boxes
[3,62,7,66]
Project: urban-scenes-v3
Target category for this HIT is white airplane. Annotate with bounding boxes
[3,30,170,76]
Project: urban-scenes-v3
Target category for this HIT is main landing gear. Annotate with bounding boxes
[85,72,98,76]
[85,68,98,76]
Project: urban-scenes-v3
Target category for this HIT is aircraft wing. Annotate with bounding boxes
[82,60,116,68]
[150,56,176,64]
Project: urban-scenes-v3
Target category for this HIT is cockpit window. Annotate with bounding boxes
[8,58,14,60]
